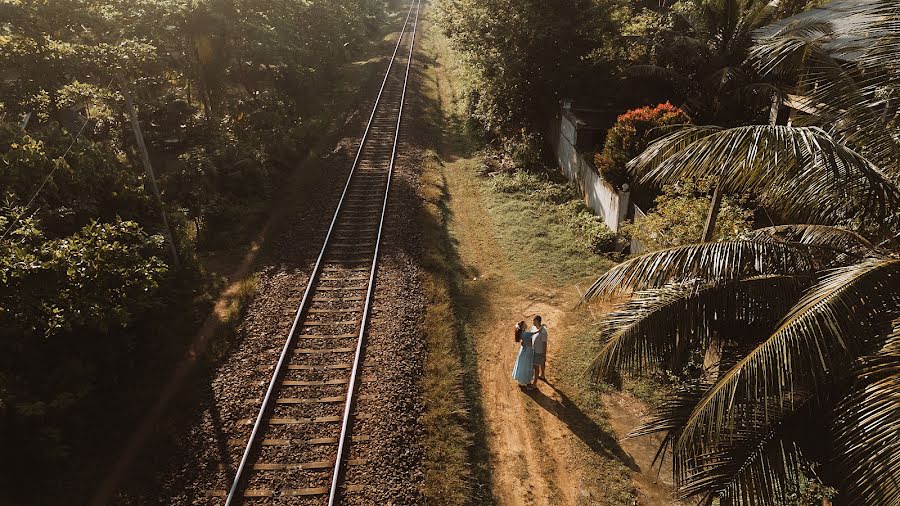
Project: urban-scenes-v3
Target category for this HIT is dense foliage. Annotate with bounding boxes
[623,180,752,251]
[585,1,900,504]
[433,0,622,139]
[627,0,788,125]
[0,0,388,485]
[593,102,690,187]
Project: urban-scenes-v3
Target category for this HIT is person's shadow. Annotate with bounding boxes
[525,380,640,471]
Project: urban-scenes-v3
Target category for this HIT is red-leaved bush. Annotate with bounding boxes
[594,102,690,188]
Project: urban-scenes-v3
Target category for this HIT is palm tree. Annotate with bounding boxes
[583,3,900,503]
[583,229,899,504]
[630,0,778,124]
[630,0,900,241]
[749,0,900,175]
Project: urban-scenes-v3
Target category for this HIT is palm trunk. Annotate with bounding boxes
[701,183,723,380]
[702,184,722,243]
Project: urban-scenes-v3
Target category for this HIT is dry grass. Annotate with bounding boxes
[418,151,477,505]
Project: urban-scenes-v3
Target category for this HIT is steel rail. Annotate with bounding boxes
[327,1,421,503]
[223,3,418,504]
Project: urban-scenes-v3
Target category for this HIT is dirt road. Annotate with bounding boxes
[438,159,681,505]
[415,15,684,503]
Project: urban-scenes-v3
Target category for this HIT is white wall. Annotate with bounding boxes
[553,112,629,232]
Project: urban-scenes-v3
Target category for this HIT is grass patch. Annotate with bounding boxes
[553,316,638,505]
[418,150,477,505]
[477,169,616,284]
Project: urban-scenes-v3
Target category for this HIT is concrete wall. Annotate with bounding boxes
[552,110,629,232]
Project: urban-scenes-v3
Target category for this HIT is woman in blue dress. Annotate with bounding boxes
[512,320,537,389]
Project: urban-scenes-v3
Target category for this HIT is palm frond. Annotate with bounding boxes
[797,69,900,174]
[752,0,900,175]
[628,125,900,229]
[682,424,810,504]
[853,0,900,74]
[769,17,835,39]
[678,258,900,451]
[706,66,747,93]
[832,320,900,506]
[750,30,841,79]
[629,382,709,468]
[635,384,820,505]
[745,224,878,256]
[592,276,810,378]
[582,240,827,301]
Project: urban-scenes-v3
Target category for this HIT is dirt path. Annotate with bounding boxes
[438,163,666,504]
[415,15,684,504]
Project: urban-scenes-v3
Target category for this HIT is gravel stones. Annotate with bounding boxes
[153,60,429,506]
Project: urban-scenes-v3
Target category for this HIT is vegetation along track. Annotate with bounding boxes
[210,1,422,503]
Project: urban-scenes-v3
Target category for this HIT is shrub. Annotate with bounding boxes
[622,179,753,251]
[594,102,690,188]
[534,182,575,204]
[489,170,575,204]
[502,131,545,172]
[567,207,617,253]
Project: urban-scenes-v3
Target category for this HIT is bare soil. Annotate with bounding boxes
[419,14,687,505]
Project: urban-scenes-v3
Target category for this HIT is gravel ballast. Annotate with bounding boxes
[152,30,430,506]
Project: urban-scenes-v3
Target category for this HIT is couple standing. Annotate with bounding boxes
[512,315,548,390]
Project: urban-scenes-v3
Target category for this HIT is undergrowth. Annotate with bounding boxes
[419,150,476,505]
[480,169,616,283]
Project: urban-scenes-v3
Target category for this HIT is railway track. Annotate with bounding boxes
[212,2,421,503]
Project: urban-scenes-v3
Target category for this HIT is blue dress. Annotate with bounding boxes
[512,331,536,386]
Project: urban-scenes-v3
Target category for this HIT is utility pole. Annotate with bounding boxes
[117,73,181,269]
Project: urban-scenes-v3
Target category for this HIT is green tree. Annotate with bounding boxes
[0,217,169,338]
[0,123,154,236]
[1,213,169,464]
[0,0,390,485]
[623,180,752,251]
[631,0,778,124]
[434,0,621,137]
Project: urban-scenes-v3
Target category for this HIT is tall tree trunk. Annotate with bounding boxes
[701,184,723,243]
[701,183,723,380]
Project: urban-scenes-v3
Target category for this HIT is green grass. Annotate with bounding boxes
[477,169,615,285]
[553,321,639,505]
